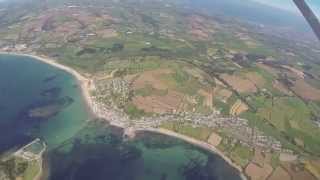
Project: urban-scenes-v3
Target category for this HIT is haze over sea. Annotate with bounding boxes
[252,0,320,16]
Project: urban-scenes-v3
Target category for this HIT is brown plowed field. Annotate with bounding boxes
[292,79,320,101]
[221,74,257,93]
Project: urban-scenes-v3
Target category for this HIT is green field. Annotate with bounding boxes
[0,157,40,180]
[161,122,213,141]
[2,0,320,177]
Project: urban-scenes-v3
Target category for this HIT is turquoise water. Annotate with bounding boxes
[0,54,241,180]
[48,121,242,180]
[0,54,90,151]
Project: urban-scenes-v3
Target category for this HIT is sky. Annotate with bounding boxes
[252,0,320,17]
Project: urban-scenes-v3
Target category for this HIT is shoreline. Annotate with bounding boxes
[140,128,247,180]
[0,52,96,117]
[0,51,247,179]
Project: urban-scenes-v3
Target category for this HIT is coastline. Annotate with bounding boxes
[0,52,96,116]
[0,51,247,180]
[141,128,247,180]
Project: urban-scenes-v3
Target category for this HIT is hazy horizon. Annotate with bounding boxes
[1,0,319,14]
[1,0,319,15]
[252,0,320,17]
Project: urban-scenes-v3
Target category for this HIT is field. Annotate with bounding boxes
[2,0,320,178]
[282,163,316,180]
[230,99,249,116]
[207,132,222,146]
[272,80,292,95]
[0,157,41,180]
[230,144,253,167]
[305,160,320,179]
[105,59,217,116]
[254,96,320,154]
[220,73,257,93]
[268,166,291,180]
[161,122,213,141]
[245,162,273,180]
[292,79,320,101]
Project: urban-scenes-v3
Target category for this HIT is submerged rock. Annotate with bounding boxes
[18,96,74,121]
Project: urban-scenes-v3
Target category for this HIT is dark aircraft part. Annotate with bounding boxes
[293,0,320,41]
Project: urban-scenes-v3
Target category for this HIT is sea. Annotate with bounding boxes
[0,54,241,180]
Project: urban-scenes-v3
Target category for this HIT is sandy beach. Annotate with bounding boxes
[0,52,95,115]
[0,51,247,179]
[142,128,247,180]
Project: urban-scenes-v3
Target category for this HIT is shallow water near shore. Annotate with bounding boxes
[0,54,241,180]
[48,121,242,180]
[0,54,90,152]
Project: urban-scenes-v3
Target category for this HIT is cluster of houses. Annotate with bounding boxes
[91,77,287,153]
[94,78,130,107]
[154,113,284,152]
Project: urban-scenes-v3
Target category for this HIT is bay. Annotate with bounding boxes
[0,54,241,180]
